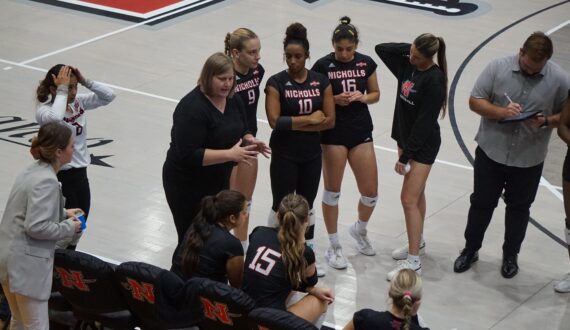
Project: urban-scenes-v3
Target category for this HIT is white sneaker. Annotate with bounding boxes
[386,259,422,281]
[349,223,376,256]
[391,240,426,260]
[325,245,348,269]
[554,273,570,293]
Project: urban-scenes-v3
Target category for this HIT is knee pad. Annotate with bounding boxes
[322,190,340,206]
[360,195,378,207]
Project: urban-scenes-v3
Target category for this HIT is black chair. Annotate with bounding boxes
[53,249,134,329]
[114,262,202,330]
[247,307,318,330]
[196,278,256,330]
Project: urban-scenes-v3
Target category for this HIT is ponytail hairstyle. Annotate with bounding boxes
[332,16,359,45]
[224,28,258,57]
[30,122,72,164]
[277,194,309,288]
[36,64,76,104]
[389,269,423,330]
[414,33,448,117]
[284,22,310,56]
[181,190,246,276]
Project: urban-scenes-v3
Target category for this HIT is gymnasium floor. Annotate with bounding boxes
[1,0,569,329]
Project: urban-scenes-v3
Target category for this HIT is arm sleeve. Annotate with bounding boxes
[374,43,411,78]
[171,99,208,168]
[35,88,68,124]
[25,177,75,240]
[400,74,446,164]
[78,80,116,110]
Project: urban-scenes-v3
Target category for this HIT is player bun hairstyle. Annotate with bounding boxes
[181,190,245,276]
[29,122,72,164]
[414,33,448,117]
[389,269,423,330]
[332,16,359,44]
[284,22,309,55]
[277,193,310,288]
[224,28,258,57]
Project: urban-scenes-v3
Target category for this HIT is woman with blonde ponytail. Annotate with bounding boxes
[375,34,448,280]
[224,28,266,253]
[243,194,334,324]
[344,269,428,330]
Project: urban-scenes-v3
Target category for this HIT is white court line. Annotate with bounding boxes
[18,0,216,65]
[547,19,570,35]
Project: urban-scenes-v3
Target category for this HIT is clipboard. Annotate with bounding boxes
[498,110,542,124]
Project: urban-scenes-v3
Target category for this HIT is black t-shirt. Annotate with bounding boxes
[265,70,330,162]
[165,86,249,194]
[353,309,430,330]
[312,52,377,131]
[172,225,243,284]
[242,226,317,310]
[234,64,265,136]
[375,43,445,164]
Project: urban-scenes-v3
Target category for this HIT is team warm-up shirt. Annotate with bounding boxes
[165,86,249,194]
[36,80,115,169]
[353,309,430,330]
[242,226,317,310]
[265,70,330,162]
[375,43,445,164]
[234,64,265,135]
[172,224,243,284]
[312,52,377,132]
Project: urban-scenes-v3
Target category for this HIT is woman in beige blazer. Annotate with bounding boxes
[0,122,81,330]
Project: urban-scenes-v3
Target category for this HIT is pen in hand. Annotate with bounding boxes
[504,92,514,104]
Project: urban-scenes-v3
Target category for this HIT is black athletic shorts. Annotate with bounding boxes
[321,127,373,150]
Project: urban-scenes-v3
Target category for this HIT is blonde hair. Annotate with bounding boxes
[389,269,423,330]
[414,33,448,118]
[198,52,236,97]
[30,122,72,164]
[277,194,309,288]
[224,28,258,57]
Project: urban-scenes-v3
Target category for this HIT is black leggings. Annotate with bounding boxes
[270,154,322,211]
[57,167,91,218]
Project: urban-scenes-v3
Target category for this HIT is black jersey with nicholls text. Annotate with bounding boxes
[312,52,377,131]
[375,43,445,165]
[242,226,316,310]
[266,70,330,161]
[234,64,265,136]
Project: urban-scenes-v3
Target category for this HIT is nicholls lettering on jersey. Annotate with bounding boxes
[327,69,366,80]
[284,89,321,98]
[234,77,260,93]
[63,100,85,123]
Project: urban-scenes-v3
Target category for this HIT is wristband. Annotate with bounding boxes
[275,116,292,131]
[540,115,549,128]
